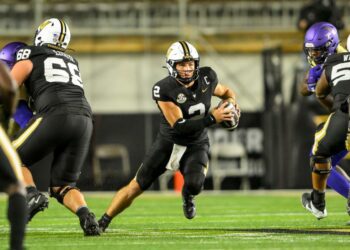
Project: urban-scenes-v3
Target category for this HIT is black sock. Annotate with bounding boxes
[26,186,38,194]
[76,206,90,219]
[8,192,27,250]
[312,189,325,210]
[101,213,112,222]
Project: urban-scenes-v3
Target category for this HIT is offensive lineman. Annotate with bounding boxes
[10,18,100,236]
[98,41,240,231]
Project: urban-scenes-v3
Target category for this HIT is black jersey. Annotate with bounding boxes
[324,52,350,110]
[16,45,92,117]
[152,67,218,145]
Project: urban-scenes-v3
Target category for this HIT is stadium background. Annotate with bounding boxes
[2,0,350,191]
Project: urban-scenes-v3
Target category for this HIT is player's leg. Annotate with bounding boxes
[327,167,350,198]
[12,117,55,222]
[49,185,100,236]
[98,135,173,232]
[302,111,348,219]
[0,126,27,250]
[327,150,350,199]
[6,183,27,250]
[180,142,209,219]
[301,156,331,219]
[49,115,99,236]
[98,179,144,232]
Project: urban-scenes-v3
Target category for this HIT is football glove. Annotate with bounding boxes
[307,64,323,92]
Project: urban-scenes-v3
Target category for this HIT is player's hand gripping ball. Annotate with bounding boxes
[217,100,240,131]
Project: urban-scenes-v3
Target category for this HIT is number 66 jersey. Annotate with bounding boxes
[16,45,92,117]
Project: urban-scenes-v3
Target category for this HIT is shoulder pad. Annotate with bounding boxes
[336,45,347,53]
[324,53,348,67]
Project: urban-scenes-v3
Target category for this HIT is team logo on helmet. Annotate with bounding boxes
[38,20,51,31]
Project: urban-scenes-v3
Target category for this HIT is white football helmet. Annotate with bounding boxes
[166,41,200,84]
[34,18,71,51]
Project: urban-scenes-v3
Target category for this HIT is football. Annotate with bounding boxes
[217,100,240,131]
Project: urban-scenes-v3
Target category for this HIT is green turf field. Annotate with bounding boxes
[1,191,350,249]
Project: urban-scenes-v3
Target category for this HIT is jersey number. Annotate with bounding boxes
[16,49,31,60]
[153,86,160,98]
[188,103,205,118]
[331,62,350,86]
[44,58,83,88]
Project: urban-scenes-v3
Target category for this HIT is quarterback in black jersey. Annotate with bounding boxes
[10,18,99,236]
[0,61,27,250]
[302,49,350,220]
[98,41,240,231]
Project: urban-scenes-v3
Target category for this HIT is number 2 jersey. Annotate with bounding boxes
[16,45,92,117]
[324,52,350,111]
[152,67,218,146]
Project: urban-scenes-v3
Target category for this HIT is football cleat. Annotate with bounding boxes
[301,192,327,220]
[98,214,112,233]
[182,194,196,219]
[27,191,49,222]
[79,212,100,236]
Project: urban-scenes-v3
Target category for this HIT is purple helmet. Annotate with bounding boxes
[0,41,27,69]
[304,22,339,65]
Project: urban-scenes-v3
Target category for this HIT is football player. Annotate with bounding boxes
[0,61,27,250]
[300,22,350,219]
[0,41,33,136]
[98,41,240,231]
[10,18,100,236]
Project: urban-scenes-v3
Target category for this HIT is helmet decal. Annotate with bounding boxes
[179,41,192,60]
[58,19,68,46]
[38,20,51,31]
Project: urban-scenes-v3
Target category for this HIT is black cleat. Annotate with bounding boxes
[80,212,100,236]
[182,194,196,219]
[27,192,49,222]
[98,214,112,232]
[301,192,327,220]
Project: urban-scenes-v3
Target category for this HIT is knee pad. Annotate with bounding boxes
[310,156,332,175]
[49,186,80,204]
[184,172,205,196]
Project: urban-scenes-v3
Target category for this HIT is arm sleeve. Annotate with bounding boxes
[173,114,216,135]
